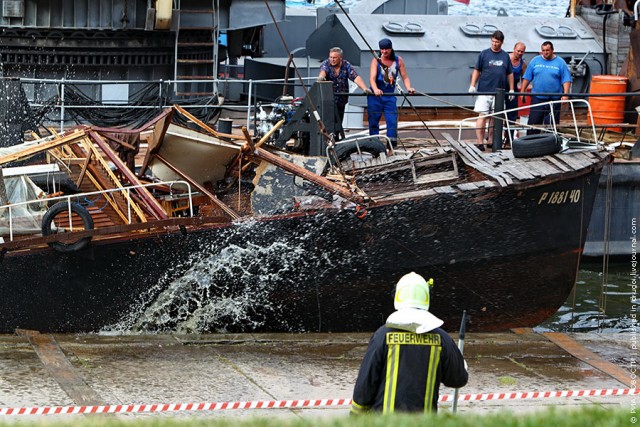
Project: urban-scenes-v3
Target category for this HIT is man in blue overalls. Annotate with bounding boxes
[367,38,415,151]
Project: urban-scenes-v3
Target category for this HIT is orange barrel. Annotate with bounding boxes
[587,75,628,133]
[517,87,532,117]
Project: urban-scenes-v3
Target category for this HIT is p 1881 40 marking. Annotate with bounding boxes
[538,189,581,205]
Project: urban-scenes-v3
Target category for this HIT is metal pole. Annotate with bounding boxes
[492,88,505,152]
[246,80,253,130]
[452,310,467,413]
[60,80,65,133]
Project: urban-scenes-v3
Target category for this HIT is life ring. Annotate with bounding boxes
[512,134,562,158]
[334,139,387,161]
[41,202,94,253]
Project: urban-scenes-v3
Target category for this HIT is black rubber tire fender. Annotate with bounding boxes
[512,134,562,158]
[334,139,387,161]
[41,202,94,253]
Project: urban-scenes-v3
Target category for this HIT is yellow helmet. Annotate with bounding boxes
[394,272,434,310]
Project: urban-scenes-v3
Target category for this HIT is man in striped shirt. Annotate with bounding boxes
[351,272,468,414]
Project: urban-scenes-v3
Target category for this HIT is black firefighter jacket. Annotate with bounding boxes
[351,326,468,414]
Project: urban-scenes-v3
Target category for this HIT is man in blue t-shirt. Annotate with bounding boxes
[468,30,514,150]
[520,41,572,134]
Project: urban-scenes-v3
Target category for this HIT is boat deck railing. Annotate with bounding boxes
[19,76,317,133]
[0,180,194,242]
[458,98,601,146]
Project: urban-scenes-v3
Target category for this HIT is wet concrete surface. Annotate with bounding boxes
[0,332,635,420]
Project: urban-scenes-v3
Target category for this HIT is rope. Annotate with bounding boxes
[598,161,614,331]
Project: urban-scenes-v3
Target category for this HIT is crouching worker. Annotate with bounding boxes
[351,272,468,414]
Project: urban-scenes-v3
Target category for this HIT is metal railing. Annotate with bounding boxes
[0,180,194,242]
[458,98,601,146]
[19,76,317,132]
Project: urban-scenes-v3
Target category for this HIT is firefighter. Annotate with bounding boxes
[351,272,468,414]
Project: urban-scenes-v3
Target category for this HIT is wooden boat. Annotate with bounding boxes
[0,95,611,333]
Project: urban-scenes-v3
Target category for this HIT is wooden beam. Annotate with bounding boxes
[98,133,137,151]
[16,330,107,406]
[172,104,244,143]
[543,332,633,388]
[248,147,369,205]
[0,167,7,206]
[0,216,233,251]
[76,137,149,222]
[89,131,168,220]
[135,109,174,176]
[241,127,255,152]
[235,120,286,177]
[68,142,131,224]
[75,149,93,188]
[255,119,285,149]
[0,128,88,165]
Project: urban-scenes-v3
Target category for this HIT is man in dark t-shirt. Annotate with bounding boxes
[468,30,514,150]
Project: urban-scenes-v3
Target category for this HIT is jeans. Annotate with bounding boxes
[528,96,561,135]
[367,93,398,146]
[505,96,519,140]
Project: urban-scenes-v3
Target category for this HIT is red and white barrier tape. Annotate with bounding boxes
[438,387,638,402]
[0,388,636,416]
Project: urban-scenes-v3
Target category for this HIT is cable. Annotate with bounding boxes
[594,4,618,76]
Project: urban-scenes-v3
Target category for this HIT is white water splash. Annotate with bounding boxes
[104,218,338,334]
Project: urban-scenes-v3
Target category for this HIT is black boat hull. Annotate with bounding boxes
[0,168,602,333]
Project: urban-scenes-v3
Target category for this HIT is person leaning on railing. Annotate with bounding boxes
[520,41,572,135]
[318,46,371,141]
[367,38,415,150]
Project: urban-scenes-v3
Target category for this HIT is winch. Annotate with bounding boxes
[254,82,341,156]
[255,96,302,143]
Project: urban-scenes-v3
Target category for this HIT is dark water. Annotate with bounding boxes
[537,261,637,332]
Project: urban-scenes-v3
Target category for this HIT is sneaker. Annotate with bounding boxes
[477,144,486,152]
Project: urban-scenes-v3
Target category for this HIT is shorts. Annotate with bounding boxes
[473,95,495,114]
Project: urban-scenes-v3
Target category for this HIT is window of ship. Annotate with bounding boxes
[383,21,425,35]
[535,25,577,39]
[459,23,499,37]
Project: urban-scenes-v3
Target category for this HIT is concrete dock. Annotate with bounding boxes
[0,330,635,420]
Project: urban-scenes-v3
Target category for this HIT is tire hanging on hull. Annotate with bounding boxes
[41,202,94,253]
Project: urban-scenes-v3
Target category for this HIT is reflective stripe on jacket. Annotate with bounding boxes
[351,326,467,414]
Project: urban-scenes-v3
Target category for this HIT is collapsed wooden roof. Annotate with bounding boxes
[0,105,368,249]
